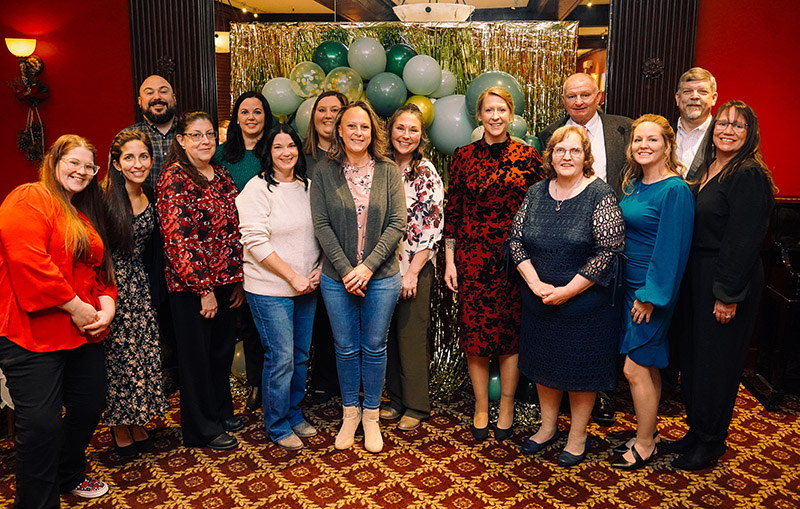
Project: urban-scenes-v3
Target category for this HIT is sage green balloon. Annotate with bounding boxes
[508,115,528,138]
[289,61,325,98]
[428,94,474,156]
[365,72,407,116]
[323,66,364,104]
[465,71,525,119]
[431,69,457,98]
[294,97,317,141]
[262,77,303,117]
[312,41,349,75]
[385,44,417,77]
[403,55,441,96]
[347,37,386,80]
[524,135,542,152]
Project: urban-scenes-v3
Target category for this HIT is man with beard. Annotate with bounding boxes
[673,67,718,180]
[121,75,178,187]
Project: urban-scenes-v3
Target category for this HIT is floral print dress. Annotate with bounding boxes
[103,203,168,425]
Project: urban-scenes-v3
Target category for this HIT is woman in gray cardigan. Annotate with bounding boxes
[310,101,406,454]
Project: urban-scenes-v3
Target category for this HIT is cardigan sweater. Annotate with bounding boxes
[310,158,406,282]
[0,183,117,352]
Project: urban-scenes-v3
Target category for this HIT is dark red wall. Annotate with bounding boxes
[0,0,132,199]
[695,0,797,196]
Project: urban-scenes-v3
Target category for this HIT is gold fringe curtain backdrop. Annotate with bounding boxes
[230,22,575,402]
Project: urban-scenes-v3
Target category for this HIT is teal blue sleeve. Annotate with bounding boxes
[633,181,694,307]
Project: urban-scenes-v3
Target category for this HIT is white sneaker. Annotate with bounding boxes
[70,476,109,499]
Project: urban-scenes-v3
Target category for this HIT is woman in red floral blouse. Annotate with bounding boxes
[156,111,244,451]
[444,87,543,442]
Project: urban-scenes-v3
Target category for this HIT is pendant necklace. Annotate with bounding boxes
[554,177,582,211]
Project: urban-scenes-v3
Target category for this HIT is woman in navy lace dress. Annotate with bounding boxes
[509,126,624,467]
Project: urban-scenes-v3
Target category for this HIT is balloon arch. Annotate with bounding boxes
[230,21,577,405]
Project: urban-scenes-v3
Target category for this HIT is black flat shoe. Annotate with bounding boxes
[245,385,262,412]
[470,424,489,442]
[110,428,138,459]
[206,432,238,451]
[659,430,699,455]
[591,392,615,427]
[521,429,560,455]
[557,439,590,467]
[612,431,659,455]
[134,435,154,454]
[223,416,245,432]
[611,443,656,470]
[312,389,332,404]
[495,426,514,442]
[671,441,726,471]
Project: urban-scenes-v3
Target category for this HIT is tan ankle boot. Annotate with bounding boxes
[335,405,361,450]
[362,407,383,453]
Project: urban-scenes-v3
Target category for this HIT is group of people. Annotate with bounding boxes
[0,65,776,507]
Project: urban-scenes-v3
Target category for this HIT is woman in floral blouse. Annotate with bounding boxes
[381,104,444,432]
[156,111,244,451]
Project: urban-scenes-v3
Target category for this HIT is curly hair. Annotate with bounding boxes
[540,125,594,180]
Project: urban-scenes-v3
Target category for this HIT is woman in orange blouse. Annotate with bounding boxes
[0,135,117,505]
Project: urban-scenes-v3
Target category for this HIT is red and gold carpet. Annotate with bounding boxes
[1,383,799,508]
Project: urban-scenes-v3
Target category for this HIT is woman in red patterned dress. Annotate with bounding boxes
[156,111,245,451]
[444,87,542,441]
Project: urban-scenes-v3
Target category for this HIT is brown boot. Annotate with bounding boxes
[335,405,361,450]
[362,407,383,453]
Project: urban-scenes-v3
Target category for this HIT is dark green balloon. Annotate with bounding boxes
[312,41,349,75]
[385,44,417,77]
[365,72,407,116]
[465,71,525,119]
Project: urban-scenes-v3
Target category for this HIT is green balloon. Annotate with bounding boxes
[365,72,407,117]
[289,61,325,98]
[312,41,349,75]
[428,94,474,156]
[323,66,364,104]
[508,115,528,138]
[348,37,386,80]
[465,71,525,119]
[294,97,317,140]
[385,44,417,77]
[488,358,501,402]
[524,135,541,152]
[261,77,303,117]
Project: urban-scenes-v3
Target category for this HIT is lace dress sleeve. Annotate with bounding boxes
[579,191,625,286]
[508,188,532,266]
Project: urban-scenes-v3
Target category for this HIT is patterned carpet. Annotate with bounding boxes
[1,382,799,508]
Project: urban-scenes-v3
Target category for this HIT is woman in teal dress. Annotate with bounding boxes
[613,115,694,470]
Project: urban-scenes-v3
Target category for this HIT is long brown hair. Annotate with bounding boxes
[40,134,114,285]
[303,91,348,160]
[164,111,216,187]
[621,114,682,195]
[696,100,778,194]
[327,101,389,166]
[387,103,430,181]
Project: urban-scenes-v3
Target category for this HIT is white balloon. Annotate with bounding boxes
[431,69,457,98]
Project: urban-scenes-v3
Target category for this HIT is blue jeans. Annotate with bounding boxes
[246,291,317,442]
[320,273,402,409]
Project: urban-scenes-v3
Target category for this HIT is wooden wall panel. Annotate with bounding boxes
[128,0,217,122]
[605,0,699,120]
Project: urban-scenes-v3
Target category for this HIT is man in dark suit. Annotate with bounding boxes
[537,73,633,426]
[673,67,718,180]
[538,73,633,197]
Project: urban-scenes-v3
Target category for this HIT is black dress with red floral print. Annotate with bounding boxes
[444,137,543,357]
[156,162,243,295]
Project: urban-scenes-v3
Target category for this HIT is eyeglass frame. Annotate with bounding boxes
[60,157,100,176]
[180,130,218,141]
[714,120,748,133]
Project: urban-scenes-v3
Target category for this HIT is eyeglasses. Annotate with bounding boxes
[714,120,748,133]
[62,158,100,175]
[553,147,583,157]
[181,131,217,141]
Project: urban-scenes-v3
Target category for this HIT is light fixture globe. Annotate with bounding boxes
[5,38,37,58]
[393,2,475,22]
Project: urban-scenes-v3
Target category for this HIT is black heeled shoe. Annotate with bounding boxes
[110,427,138,459]
[521,429,560,455]
[495,425,514,442]
[470,424,489,442]
[245,385,262,412]
[612,431,659,454]
[611,443,657,470]
[557,439,590,467]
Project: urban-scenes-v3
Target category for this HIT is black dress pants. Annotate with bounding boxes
[309,292,340,396]
[237,303,264,387]
[0,337,106,509]
[169,284,236,446]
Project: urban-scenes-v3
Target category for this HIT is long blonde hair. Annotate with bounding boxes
[40,134,114,284]
[620,114,683,195]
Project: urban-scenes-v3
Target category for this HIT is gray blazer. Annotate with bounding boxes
[537,111,633,196]
[310,158,406,282]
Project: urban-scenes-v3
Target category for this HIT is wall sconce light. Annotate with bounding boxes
[6,38,48,161]
[214,31,230,54]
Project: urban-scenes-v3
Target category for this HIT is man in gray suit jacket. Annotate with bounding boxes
[538,73,633,197]
[673,67,718,180]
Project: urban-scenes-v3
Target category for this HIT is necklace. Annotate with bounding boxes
[554,177,582,211]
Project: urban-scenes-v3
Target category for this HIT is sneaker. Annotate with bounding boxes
[292,421,318,438]
[70,477,109,499]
